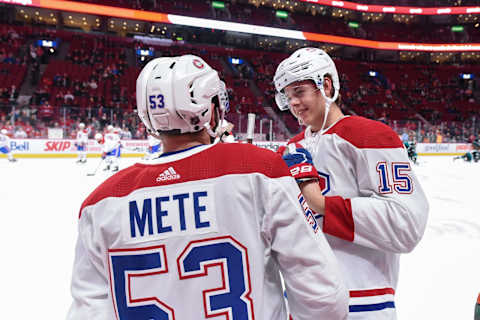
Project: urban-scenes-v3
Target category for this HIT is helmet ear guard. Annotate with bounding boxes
[206,81,229,139]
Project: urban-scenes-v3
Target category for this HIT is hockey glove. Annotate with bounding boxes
[101,152,106,160]
[279,143,320,184]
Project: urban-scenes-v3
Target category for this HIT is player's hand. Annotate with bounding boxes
[280,143,320,184]
[101,152,106,159]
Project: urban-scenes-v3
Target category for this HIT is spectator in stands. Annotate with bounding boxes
[88,77,98,90]
[14,126,27,138]
[401,128,409,143]
[436,129,443,143]
[62,73,70,88]
[64,91,74,105]
[3,52,15,64]
[53,73,62,87]
[38,100,54,123]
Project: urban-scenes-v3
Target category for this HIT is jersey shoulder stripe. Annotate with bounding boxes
[325,116,403,149]
[288,131,305,144]
[79,143,290,218]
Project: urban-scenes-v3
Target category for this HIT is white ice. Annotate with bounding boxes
[0,156,479,319]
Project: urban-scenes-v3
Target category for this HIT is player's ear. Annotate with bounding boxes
[323,76,333,99]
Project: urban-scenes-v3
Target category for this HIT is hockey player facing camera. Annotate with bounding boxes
[274,47,429,319]
[95,125,122,172]
[67,55,348,320]
[0,128,17,162]
[75,122,88,163]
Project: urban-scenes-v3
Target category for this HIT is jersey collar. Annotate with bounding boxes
[138,144,213,165]
[305,115,350,138]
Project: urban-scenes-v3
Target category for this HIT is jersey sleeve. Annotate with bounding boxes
[324,145,429,253]
[263,164,348,320]
[67,208,115,320]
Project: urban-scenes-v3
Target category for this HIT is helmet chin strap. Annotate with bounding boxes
[318,86,335,134]
[204,122,216,138]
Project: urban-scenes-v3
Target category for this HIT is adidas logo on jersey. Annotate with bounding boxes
[156,167,180,182]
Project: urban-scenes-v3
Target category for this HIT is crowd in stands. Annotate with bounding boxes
[0,0,480,144]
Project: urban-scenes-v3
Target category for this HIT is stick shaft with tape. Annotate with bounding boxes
[246,113,256,144]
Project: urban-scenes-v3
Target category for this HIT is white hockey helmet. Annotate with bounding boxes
[78,122,85,129]
[274,47,340,111]
[136,54,229,137]
[1,129,7,135]
[94,132,103,141]
[106,125,114,132]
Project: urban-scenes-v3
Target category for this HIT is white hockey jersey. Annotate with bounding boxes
[76,129,88,147]
[147,134,161,148]
[102,132,121,154]
[289,116,429,320]
[67,143,349,320]
[0,132,10,148]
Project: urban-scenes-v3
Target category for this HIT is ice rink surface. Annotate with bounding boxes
[1,155,479,319]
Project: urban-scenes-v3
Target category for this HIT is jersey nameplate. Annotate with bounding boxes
[125,184,217,243]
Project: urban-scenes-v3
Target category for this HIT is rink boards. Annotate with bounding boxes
[0,139,474,158]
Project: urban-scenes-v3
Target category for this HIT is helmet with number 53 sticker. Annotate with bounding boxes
[136,55,229,137]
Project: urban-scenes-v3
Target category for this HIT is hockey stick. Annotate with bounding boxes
[246,113,256,144]
[87,158,104,176]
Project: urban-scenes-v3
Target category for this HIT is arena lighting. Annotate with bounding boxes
[5,0,480,52]
[297,0,480,16]
[348,21,359,28]
[451,25,464,32]
[461,73,474,79]
[212,1,225,9]
[276,10,288,19]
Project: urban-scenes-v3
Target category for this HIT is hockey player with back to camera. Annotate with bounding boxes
[67,54,348,320]
[274,47,429,319]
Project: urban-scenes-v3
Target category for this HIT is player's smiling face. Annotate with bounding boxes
[284,80,324,128]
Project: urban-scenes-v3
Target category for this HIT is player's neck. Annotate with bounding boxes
[161,130,211,153]
[311,103,344,132]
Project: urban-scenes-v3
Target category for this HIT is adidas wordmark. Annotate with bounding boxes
[156,167,181,182]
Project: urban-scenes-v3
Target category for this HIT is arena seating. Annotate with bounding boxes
[1,0,480,142]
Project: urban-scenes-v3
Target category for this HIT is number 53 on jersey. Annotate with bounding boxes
[108,236,255,320]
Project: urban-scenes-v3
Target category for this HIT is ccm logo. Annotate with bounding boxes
[290,165,312,176]
[44,141,72,151]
